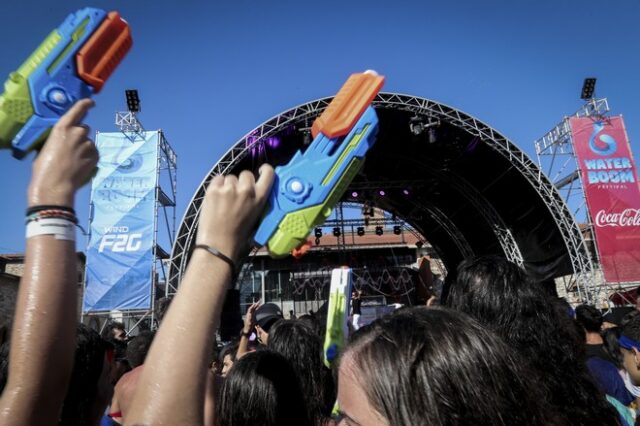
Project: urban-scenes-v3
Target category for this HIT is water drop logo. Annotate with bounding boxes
[588,121,617,156]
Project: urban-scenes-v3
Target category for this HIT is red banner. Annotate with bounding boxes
[570,116,640,283]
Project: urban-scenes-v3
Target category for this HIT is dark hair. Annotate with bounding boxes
[0,340,9,393]
[445,255,617,425]
[60,324,112,426]
[216,350,311,426]
[219,341,239,364]
[342,307,552,425]
[126,330,156,368]
[602,327,624,369]
[268,320,334,425]
[575,305,604,332]
[154,296,173,324]
[101,321,125,341]
[621,309,640,327]
[622,314,640,341]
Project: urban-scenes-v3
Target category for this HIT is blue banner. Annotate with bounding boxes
[83,131,159,312]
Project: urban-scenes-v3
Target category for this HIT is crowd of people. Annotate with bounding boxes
[1,99,640,425]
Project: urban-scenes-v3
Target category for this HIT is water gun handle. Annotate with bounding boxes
[0,8,132,158]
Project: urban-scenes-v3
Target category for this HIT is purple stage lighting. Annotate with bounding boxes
[379,190,385,196]
[403,189,410,196]
[351,191,358,198]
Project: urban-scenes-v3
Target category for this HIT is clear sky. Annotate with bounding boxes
[1,0,638,253]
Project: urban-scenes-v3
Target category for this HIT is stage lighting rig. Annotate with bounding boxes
[393,225,402,235]
[314,227,323,238]
[375,226,384,236]
[357,226,365,236]
[333,227,341,237]
[125,89,141,112]
[409,115,440,137]
[580,78,596,100]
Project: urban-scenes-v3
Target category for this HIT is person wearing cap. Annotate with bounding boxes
[237,302,284,359]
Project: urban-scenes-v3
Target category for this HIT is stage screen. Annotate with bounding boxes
[83,131,159,312]
[570,116,640,283]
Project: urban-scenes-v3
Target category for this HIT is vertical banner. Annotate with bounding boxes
[570,116,640,283]
[83,132,159,312]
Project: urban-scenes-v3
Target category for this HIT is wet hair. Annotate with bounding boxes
[342,307,552,425]
[216,350,311,426]
[60,324,112,426]
[575,304,604,332]
[126,330,156,368]
[445,255,617,425]
[268,320,335,424]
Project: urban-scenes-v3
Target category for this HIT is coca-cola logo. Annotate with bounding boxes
[595,209,640,227]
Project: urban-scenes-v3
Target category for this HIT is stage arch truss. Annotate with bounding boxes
[169,93,596,301]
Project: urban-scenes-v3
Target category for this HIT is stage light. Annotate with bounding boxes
[416,240,424,248]
[428,127,437,144]
[403,189,410,196]
[266,136,280,148]
[314,227,322,238]
[378,190,385,196]
[581,78,597,100]
[375,226,384,236]
[351,191,358,198]
[409,116,424,135]
[357,226,365,236]
[333,227,341,237]
[125,89,140,112]
[303,130,312,145]
[315,237,321,245]
[393,225,402,235]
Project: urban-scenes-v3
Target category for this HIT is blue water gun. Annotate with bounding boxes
[0,7,132,158]
[254,71,385,257]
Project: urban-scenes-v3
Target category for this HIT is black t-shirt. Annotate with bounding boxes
[352,298,362,315]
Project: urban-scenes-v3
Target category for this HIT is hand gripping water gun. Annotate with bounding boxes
[323,267,353,368]
[0,7,132,158]
[254,71,385,257]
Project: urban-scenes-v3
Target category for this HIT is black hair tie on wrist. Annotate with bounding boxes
[26,205,76,216]
[193,244,237,277]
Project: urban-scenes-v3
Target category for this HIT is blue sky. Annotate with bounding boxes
[1,0,638,253]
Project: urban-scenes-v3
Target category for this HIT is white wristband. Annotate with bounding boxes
[26,218,76,241]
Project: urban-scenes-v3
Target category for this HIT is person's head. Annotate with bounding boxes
[60,324,114,426]
[216,350,311,426]
[338,307,550,426]
[219,341,239,378]
[269,319,335,422]
[154,296,173,325]
[620,314,640,385]
[602,326,623,369]
[254,303,283,345]
[126,330,156,369]
[102,321,127,342]
[110,339,131,385]
[575,304,604,334]
[445,256,617,425]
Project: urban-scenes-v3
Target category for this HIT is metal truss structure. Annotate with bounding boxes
[169,93,592,301]
[533,98,634,304]
[115,111,145,141]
